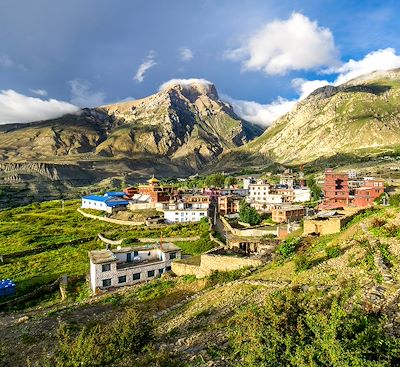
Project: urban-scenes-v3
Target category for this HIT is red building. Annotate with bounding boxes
[321,169,350,209]
[137,176,175,203]
[353,179,384,207]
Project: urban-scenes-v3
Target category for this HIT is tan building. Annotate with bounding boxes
[271,205,306,223]
[218,195,241,215]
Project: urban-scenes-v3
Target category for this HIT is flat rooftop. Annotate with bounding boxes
[89,242,180,264]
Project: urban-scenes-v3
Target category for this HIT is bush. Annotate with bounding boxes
[228,289,400,367]
[276,237,301,259]
[34,309,153,367]
[294,254,312,272]
[325,245,341,259]
[389,193,400,207]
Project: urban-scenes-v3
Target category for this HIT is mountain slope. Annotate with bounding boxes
[213,68,400,171]
[0,81,262,173]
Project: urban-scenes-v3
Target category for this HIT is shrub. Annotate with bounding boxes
[294,254,312,272]
[325,245,341,259]
[34,309,152,367]
[228,289,400,367]
[389,193,400,207]
[276,237,301,259]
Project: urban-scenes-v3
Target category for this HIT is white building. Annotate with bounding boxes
[293,188,311,202]
[243,177,255,190]
[163,202,208,223]
[81,194,129,214]
[89,243,181,292]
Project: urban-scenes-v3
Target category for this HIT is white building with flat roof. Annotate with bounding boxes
[89,243,181,293]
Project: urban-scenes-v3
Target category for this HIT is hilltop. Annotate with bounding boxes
[212,68,400,172]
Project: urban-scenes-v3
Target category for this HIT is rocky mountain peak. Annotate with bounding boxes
[160,79,219,103]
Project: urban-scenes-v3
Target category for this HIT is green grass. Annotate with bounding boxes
[0,200,210,303]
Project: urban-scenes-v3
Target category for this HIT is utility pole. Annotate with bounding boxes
[61,199,65,213]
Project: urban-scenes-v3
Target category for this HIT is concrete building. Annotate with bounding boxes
[353,179,384,207]
[162,201,209,223]
[271,205,306,223]
[81,195,129,214]
[89,243,181,292]
[321,169,350,209]
[218,195,241,215]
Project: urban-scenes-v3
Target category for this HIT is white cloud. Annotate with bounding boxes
[225,12,339,75]
[68,79,106,107]
[179,47,194,61]
[29,88,48,96]
[134,51,157,83]
[0,89,80,124]
[291,78,330,100]
[329,48,400,85]
[159,78,213,92]
[222,94,296,127]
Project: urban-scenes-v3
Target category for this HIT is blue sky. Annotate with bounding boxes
[1,0,400,124]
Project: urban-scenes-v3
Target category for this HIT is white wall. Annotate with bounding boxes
[164,209,207,223]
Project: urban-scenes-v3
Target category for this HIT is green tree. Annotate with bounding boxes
[307,175,322,202]
[224,176,237,188]
[239,200,261,226]
[205,173,225,188]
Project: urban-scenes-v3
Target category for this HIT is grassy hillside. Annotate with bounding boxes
[1,205,400,366]
[0,201,214,309]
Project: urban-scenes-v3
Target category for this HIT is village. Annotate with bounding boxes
[82,169,387,294]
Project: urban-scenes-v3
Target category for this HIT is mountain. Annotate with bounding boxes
[213,68,400,171]
[0,81,263,203]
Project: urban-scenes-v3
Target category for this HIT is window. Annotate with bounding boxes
[102,263,111,272]
[133,251,138,257]
[170,252,177,260]
[159,268,164,274]
[118,275,126,284]
[166,266,172,271]
[147,270,155,277]
[133,273,141,281]
[102,278,111,287]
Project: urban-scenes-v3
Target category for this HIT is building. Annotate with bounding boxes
[182,194,210,208]
[163,201,209,223]
[321,169,350,209]
[89,243,181,292]
[137,176,175,203]
[218,195,241,215]
[271,205,306,223]
[353,179,385,207]
[243,177,255,190]
[81,195,129,213]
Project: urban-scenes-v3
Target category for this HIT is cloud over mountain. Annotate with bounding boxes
[0,89,79,124]
[225,12,339,75]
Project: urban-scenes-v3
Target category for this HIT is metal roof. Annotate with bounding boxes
[82,195,129,207]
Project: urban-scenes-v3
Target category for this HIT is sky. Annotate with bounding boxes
[1,0,400,125]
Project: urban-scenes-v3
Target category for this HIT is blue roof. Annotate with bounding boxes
[82,195,129,207]
[83,195,110,202]
[0,279,15,290]
[105,192,125,197]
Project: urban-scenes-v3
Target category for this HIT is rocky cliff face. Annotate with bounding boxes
[0,81,263,173]
[233,68,400,165]
[98,81,263,169]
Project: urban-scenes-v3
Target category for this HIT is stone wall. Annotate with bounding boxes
[172,249,263,278]
[77,208,144,226]
[220,216,277,237]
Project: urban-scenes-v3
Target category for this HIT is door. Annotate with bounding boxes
[127,253,132,262]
